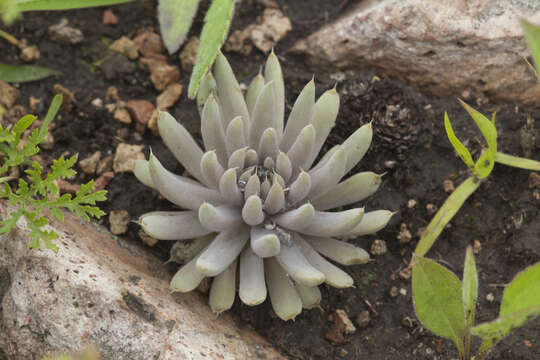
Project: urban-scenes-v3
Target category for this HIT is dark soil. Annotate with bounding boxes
[1,0,539,359]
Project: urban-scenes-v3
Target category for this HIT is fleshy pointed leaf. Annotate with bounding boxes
[281,79,315,151]
[201,95,228,166]
[148,152,223,210]
[249,81,276,149]
[264,51,284,135]
[198,203,242,231]
[250,226,280,258]
[139,211,211,240]
[196,226,249,276]
[246,72,265,115]
[304,236,369,265]
[300,208,364,237]
[209,260,237,314]
[158,111,205,184]
[276,242,325,287]
[347,210,394,236]
[311,172,382,210]
[239,246,267,305]
[265,257,302,321]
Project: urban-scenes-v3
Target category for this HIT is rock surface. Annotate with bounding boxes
[291,0,540,104]
[0,202,286,360]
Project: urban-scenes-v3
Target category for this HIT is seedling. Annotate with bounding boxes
[412,247,540,360]
[414,101,540,257]
[0,95,107,251]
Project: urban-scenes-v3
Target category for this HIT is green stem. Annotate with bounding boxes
[495,152,540,171]
[414,176,482,257]
[0,28,19,46]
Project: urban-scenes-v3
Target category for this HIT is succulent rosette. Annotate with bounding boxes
[134,52,393,320]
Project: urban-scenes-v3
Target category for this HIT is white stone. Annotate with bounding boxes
[292,0,540,104]
[0,203,286,360]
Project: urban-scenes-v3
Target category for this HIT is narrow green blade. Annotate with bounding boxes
[414,176,481,257]
[15,0,131,11]
[187,0,235,99]
[0,63,58,82]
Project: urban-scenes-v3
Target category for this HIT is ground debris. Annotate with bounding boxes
[79,151,101,175]
[110,36,139,60]
[109,210,130,235]
[113,143,145,173]
[126,100,155,134]
[179,36,199,71]
[140,58,180,91]
[156,83,183,110]
[103,9,119,25]
[325,309,356,344]
[0,80,20,109]
[48,18,83,45]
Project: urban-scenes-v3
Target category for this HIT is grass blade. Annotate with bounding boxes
[0,63,58,82]
[414,176,481,257]
[187,0,235,99]
[521,19,540,79]
[14,0,131,11]
[444,112,474,169]
[495,152,540,171]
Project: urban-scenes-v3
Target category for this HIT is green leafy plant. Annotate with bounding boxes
[0,95,107,251]
[414,101,540,257]
[412,248,540,360]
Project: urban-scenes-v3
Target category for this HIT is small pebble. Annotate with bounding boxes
[113,143,145,173]
[79,151,101,175]
[486,293,495,302]
[53,84,75,112]
[109,210,130,235]
[397,223,412,244]
[325,309,356,344]
[114,107,132,124]
[140,58,180,91]
[48,18,83,45]
[110,36,139,60]
[20,45,40,62]
[426,203,438,215]
[407,199,416,208]
[355,310,370,328]
[156,83,183,110]
[178,36,199,71]
[389,286,399,297]
[399,288,407,296]
[443,179,455,193]
[473,239,482,254]
[102,9,119,25]
[126,100,155,134]
[91,98,103,108]
[97,155,114,175]
[40,132,55,150]
[138,229,158,247]
[370,239,387,255]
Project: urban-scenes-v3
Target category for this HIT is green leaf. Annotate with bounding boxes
[495,152,540,171]
[0,207,24,234]
[472,263,540,355]
[472,306,540,355]
[414,176,482,257]
[39,94,62,142]
[444,112,474,170]
[158,0,201,54]
[412,255,466,355]
[187,0,235,99]
[14,0,132,12]
[462,245,478,329]
[458,100,497,178]
[0,63,58,83]
[12,114,36,136]
[521,19,540,79]
[500,262,540,317]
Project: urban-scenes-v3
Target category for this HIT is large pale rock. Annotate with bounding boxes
[292,0,540,104]
[0,203,285,360]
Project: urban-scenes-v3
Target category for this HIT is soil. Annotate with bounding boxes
[1,0,539,359]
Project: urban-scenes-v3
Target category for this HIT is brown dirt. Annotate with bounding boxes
[0,0,538,359]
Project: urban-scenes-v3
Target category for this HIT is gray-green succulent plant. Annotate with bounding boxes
[134,51,393,320]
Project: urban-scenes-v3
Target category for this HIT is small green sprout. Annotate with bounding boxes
[412,248,540,360]
[0,95,107,251]
[414,101,540,257]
